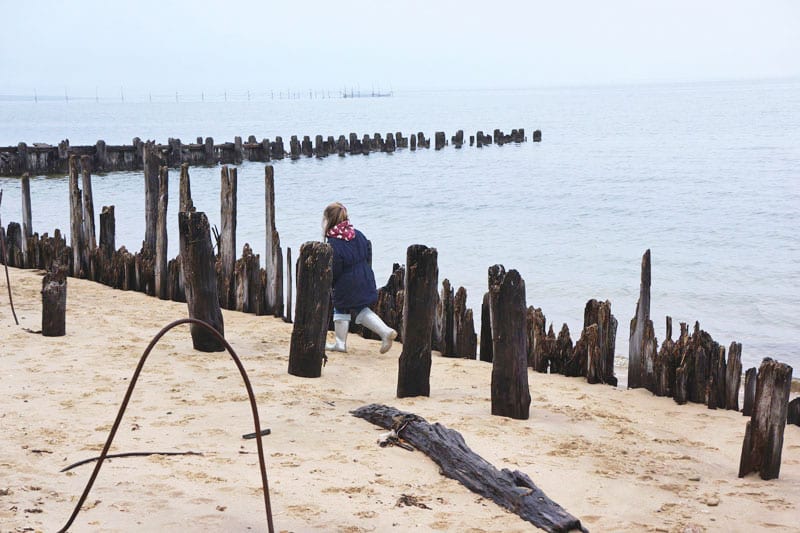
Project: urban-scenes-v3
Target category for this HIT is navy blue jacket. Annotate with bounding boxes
[327,229,378,311]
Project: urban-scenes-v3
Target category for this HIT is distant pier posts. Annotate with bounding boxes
[738,358,793,480]
[179,211,225,352]
[435,131,446,150]
[41,267,67,337]
[288,241,332,378]
[154,166,169,299]
[397,244,438,398]
[488,265,531,420]
[533,130,542,142]
[218,165,237,309]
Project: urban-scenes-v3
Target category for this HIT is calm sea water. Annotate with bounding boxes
[1,79,798,371]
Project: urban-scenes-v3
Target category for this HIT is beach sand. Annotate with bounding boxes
[1,266,798,532]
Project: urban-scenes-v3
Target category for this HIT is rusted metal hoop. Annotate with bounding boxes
[58,317,274,532]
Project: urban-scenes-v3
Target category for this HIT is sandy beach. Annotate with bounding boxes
[1,266,798,532]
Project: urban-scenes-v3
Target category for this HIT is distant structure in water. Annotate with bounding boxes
[341,86,393,98]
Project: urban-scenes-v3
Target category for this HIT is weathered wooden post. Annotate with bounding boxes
[454,286,476,358]
[80,155,97,257]
[264,165,280,314]
[397,245,438,398]
[788,398,800,426]
[584,299,618,385]
[479,291,493,362]
[738,358,793,480]
[410,134,417,151]
[488,265,531,420]
[155,166,169,299]
[435,131,446,150]
[218,165,237,309]
[725,342,743,411]
[742,367,757,416]
[439,279,455,357]
[68,155,85,278]
[533,130,542,142]
[284,246,293,323]
[143,141,160,255]
[234,243,261,313]
[628,249,653,389]
[179,163,194,213]
[99,206,115,260]
[21,173,32,267]
[204,137,215,165]
[179,211,225,352]
[41,267,67,336]
[288,241,332,378]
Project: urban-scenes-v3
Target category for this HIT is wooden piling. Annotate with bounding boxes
[80,155,97,258]
[218,166,237,309]
[454,287,477,358]
[21,173,32,267]
[725,342,743,411]
[284,246,293,323]
[264,165,280,314]
[488,265,531,420]
[68,155,85,278]
[288,241,332,378]
[41,266,67,336]
[742,367,757,416]
[479,292,493,362]
[99,206,115,260]
[440,279,455,357]
[528,307,547,372]
[143,141,160,254]
[397,245,439,398]
[179,163,194,213]
[234,243,261,314]
[178,211,225,352]
[628,249,652,389]
[435,132,446,150]
[787,398,800,426]
[533,130,542,142]
[738,358,793,480]
[154,166,169,299]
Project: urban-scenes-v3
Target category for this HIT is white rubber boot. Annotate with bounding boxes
[355,308,397,354]
[325,314,350,352]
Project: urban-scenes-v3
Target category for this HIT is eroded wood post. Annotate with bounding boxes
[41,267,67,337]
[21,173,32,267]
[726,342,743,411]
[80,155,97,256]
[742,367,757,416]
[284,246,293,323]
[738,358,793,480]
[440,279,455,357]
[288,241,332,378]
[453,286,476,359]
[264,165,280,314]
[479,291,493,362]
[397,245,438,398]
[628,249,652,389]
[179,163,194,213]
[219,165,237,309]
[488,265,531,420]
[179,211,225,352]
[143,141,160,254]
[155,166,169,299]
[68,155,85,278]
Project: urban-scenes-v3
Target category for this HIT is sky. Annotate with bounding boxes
[1,0,798,97]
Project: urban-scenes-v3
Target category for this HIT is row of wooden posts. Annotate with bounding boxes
[1,161,795,480]
[0,128,542,176]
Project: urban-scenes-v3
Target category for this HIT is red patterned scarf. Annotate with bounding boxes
[327,220,355,241]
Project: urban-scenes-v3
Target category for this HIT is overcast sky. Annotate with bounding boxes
[1,0,798,96]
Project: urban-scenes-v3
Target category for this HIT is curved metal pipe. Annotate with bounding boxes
[58,317,274,532]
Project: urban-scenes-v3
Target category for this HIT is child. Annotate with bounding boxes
[322,202,397,353]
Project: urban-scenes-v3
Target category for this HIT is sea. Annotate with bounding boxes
[0,79,798,372]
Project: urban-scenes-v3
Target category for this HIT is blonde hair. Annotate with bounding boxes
[322,202,348,237]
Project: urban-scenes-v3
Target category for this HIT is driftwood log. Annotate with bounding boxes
[288,241,332,378]
[41,267,67,336]
[488,265,530,420]
[178,211,225,352]
[738,358,793,480]
[397,244,438,398]
[351,404,586,533]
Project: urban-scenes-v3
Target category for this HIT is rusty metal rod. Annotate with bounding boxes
[58,317,274,532]
[0,189,19,325]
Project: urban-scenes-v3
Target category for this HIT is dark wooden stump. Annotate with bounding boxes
[479,291,493,362]
[628,249,652,389]
[738,358,793,480]
[41,267,67,337]
[488,265,531,420]
[528,307,548,372]
[351,404,586,533]
[234,243,261,314]
[725,342,743,411]
[99,206,115,261]
[80,155,97,266]
[21,173,32,267]
[742,367,757,416]
[440,279,455,357]
[551,324,573,375]
[453,286,476,359]
[68,155,85,278]
[178,211,225,352]
[533,130,542,142]
[155,166,169,299]
[370,263,404,343]
[179,163,194,213]
[143,141,161,254]
[264,165,280,314]
[397,245,438,398]
[787,398,800,426]
[288,241,332,378]
[284,246,293,323]
[217,166,237,309]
